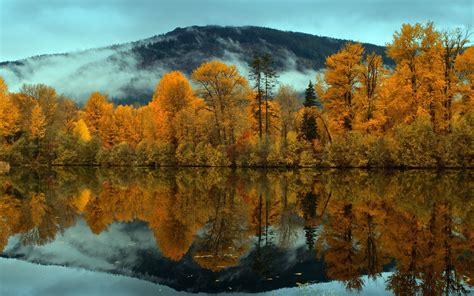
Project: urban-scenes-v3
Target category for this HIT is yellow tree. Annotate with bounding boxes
[73,119,91,142]
[30,103,47,159]
[320,43,364,132]
[454,46,474,118]
[149,71,196,145]
[152,71,194,117]
[441,29,470,131]
[98,113,119,148]
[58,98,78,133]
[113,105,140,146]
[8,93,36,132]
[82,92,113,133]
[30,104,46,139]
[19,84,58,126]
[172,97,211,144]
[354,52,386,132]
[192,61,250,145]
[274,84,300,142]
[0,78,21,139]
[386,22,445,130]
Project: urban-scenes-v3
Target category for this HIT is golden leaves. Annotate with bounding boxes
[30,104,47,139]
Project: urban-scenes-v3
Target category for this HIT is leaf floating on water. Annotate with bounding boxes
[194,255,213,258]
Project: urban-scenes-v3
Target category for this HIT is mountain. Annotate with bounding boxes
[0,26,390,104]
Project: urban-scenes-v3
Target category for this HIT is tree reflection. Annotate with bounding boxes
[0,168,472,294]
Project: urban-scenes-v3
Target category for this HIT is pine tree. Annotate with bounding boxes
[301,81,319,141]
[261,53,278,138]
[304,81,318,107]
[249,55,264,140]
[301,111,319,141]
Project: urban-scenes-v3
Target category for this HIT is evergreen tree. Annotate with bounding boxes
[301,111,319,141]
[301,82,319,141]
[304,81,318,107]
[261,54,278,138]
[301,192,318,250]
[249,55,264,140]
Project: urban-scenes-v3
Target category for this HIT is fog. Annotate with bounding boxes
[0,46,168,102]
[0,35,320,103]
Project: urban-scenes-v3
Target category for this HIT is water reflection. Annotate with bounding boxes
[0,168,472,294]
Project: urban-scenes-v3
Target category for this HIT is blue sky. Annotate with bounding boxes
[0,0,472,61]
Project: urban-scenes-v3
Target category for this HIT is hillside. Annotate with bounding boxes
[0,25,389,104]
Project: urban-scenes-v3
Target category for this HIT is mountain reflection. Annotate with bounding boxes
[0,168,472,294]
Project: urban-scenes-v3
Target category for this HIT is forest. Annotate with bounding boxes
[0,22,472,168]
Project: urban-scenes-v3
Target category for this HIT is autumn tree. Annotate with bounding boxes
[386,22,446,131]
[440,29,470,131]
[149,71,197,145]
[57,98,78,133]
[355,52,386,132]
[20,84,58,127]
[73,119,91,142]
[30,104,46,139]
[82,92,113,133]
[30,104,47,159]
[8,92,36,132]
[152,71,194,117]
[454,46,474,118]
[0,78,21,140]
[275,84,300,142]
[112,105,141,146]
[320,43,364,132]
[192,61,249,145]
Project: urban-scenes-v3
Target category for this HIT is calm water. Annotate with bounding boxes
[0,168,473,295]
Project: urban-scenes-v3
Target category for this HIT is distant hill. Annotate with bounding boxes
[0,26,390,104]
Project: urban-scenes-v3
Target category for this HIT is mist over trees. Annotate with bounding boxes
[0,22,472,168]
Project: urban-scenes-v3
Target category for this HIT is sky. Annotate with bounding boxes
[0,0,472,61]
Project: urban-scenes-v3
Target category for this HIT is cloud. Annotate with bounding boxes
[0,46,168,102]
[4,220,158,272]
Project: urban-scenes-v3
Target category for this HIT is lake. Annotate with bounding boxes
[0,168,472,295]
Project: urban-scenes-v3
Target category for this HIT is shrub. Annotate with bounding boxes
[323,131,371,167]
[0,161,9,174]
[392,118,437,167]
[96,143,136,166]
[367,137,396,167]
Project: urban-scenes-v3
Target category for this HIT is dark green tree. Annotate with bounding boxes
[249,55,264,140]
[261,54,278,138]
[304,81,318,108]
[301,192,318,250]
[249,53,278,141]
[300,81,319,141]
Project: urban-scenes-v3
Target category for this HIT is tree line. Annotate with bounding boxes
[0,22,472,168]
